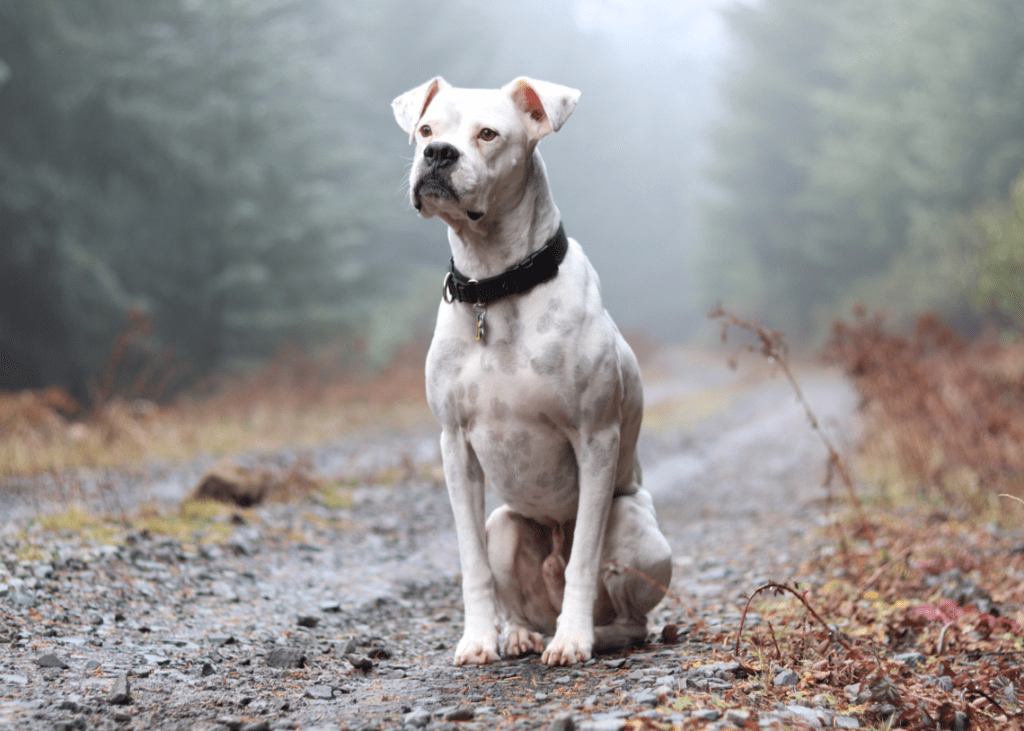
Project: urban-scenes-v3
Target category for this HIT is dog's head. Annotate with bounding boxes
[392,77,580,226]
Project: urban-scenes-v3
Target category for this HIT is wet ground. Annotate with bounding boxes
[1,348,864,730]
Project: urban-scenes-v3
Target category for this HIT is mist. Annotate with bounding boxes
[2,0,1020,401]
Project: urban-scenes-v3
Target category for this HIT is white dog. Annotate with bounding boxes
[392,77,672,667]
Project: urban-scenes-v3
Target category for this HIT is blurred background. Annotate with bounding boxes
[1,0,1022,404]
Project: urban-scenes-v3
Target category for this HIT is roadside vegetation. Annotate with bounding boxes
[709,306,1024,730]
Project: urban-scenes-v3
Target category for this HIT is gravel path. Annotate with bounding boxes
[1,349,864,731]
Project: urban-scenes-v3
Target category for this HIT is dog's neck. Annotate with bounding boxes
[444,150,561,282]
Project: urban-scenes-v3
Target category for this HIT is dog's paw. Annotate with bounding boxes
[541,627,593,666]
[503,627,545,658]
[453,632,500,666]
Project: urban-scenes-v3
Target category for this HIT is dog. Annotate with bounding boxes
[392,77,672,667]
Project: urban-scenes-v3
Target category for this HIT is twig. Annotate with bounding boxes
[733,581,860,658]
[937,621,955,655]
[854,547,913,601]
[709,305,873,543]
[765,619,781,660]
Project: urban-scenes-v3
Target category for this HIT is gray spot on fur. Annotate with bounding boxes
[536,312,553,334]
[468,382,480,405]
[491,398,510,421]
[530,342,565,376]
[573,356,592,394]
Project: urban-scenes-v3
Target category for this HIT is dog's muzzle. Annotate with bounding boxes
[413,143,484,220]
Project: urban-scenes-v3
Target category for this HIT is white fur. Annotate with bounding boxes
[393,77,672,666]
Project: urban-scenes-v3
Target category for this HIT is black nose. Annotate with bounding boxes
[424,142,459,169]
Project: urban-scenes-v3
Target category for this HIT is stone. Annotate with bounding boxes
[266,648,306,669]
[201,662,216,677]
[443,706,475,721]
[107,673,132,705]
[894,652,925,668]
[547,713,576,731]
[725,709,751,725]
[305,685,334,701]
[347,653,373,671]
[633,691,658,706]
[784,705,822,727]
[297,616,319,628]
[35,653,70,669]
[240,723,271,731]
[773,668,799,687]
[403,709,431,728]
[834,717,860,729]
[691,710,720,721]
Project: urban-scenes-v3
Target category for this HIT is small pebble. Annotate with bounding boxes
[107,673,131,705]
[266,648,306,669]
[548,713,576,731]
[35,653,70,669]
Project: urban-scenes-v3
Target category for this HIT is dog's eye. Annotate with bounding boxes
[479,128,498,142]
[419,125,432,137]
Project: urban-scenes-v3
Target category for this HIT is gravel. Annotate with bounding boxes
[1,353,871,730]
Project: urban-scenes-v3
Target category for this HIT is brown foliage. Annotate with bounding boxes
[825,307,1024,504]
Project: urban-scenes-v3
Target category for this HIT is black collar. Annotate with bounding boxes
[444,223,569,306]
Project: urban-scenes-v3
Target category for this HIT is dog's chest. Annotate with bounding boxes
[426,297,596,520]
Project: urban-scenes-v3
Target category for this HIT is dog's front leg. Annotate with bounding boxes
[541,426,619,666]
[441,429,500,666]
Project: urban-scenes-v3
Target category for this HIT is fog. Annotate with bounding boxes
[2,0,1021,401]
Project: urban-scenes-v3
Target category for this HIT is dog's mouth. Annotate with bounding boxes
[413,173,484,221]
[413,173,460,211]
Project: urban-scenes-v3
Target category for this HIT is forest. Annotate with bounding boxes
[0,0,1021,400]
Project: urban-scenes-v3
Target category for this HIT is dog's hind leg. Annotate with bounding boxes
[486,507,559,657]
[592,489,672,653]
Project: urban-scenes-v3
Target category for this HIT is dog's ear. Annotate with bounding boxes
[503,77,581,141]
[392,77,451,144]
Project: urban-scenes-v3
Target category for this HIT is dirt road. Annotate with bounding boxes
[0,348,862,731]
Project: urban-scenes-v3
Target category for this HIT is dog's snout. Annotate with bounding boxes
[424,142,459,169]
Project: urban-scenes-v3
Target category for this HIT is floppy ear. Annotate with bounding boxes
[392,77,451,144]
[502,77,581,142]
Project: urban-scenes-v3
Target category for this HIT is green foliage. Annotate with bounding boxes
[0,0,412,397]
[973,172,1024,329]
[699,0,1024,340]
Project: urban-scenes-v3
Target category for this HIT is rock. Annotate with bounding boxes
[602,658,627,669]
[834,717,860,729]
[319,600,341,613]
[305,685,334,701]
[547,713,576,731]
[85,660,101,671]
[107,673,131,705]
[894,652,925,668]
[209,635,236,647]
[785,705,823,727]
[188,461,270,507]
[633,690,659,706]
[691,709,720,721]
[201,662,216,677]
[297,615,319,628]
[347,653,373,671]
[266,648,306,669]
[443,706,475,721]
[403,708,431,728]
[660,623,679,644]
[773,668,799,687]
[240,723,271,731]
[35,653,70,669]
[725,709,751,725]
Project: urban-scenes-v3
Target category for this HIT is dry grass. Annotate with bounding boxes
[0,338,432,480]
[825,307,1024,517]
